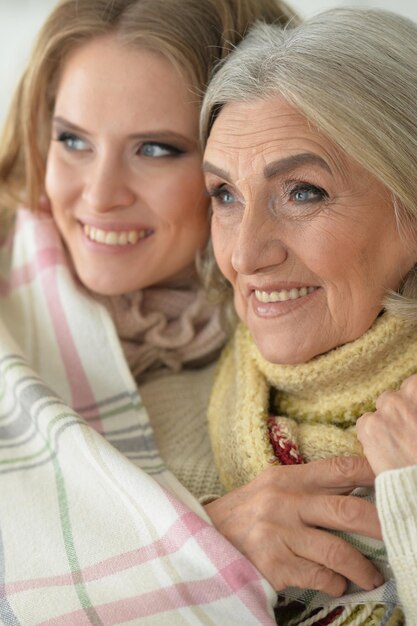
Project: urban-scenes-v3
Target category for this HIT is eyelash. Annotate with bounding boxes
[207,185,235,204]
[138,142,184,158]
[285,181,329,204]
[207,181,329,207]
[54,133,184,158]
[56,131,88,151]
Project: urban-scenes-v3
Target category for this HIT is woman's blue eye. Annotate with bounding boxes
[220,190,235,204]
[290,184,327,203]
[57,131,89,151]
[140,142,181,158]
[209,187,236,205]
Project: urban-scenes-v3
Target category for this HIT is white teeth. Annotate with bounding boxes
[83,225,150,246]
[127,231,138,244]
[255,286,317,303]
[95,229,106,243]
[105,232,118,245]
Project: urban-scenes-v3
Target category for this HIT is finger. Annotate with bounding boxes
[271,555,348,597]
[375,389,404,413]
[400,373,417,393]
[357,412,379,445]
[300,493,382,540]
[293,527,384,591]
[252,534,349,596]
[281,456,376,494]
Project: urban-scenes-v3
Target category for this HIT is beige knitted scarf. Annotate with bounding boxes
[99,275,227,383]
[209,313,417,625]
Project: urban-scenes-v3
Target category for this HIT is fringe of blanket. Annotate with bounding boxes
[275,599,404,626]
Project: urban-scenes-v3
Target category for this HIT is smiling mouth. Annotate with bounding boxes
[83,224,153,246]
[254,286,318,303]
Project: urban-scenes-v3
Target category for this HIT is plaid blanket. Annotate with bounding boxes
[0,209,277,625]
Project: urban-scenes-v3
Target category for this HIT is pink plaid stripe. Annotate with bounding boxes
[167,492,275,624]
[39,574,270,626]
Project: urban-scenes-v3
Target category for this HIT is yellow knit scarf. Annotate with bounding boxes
[209,313,417,491]
[208,313,417,626]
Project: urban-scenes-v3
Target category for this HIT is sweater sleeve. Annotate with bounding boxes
[375,465,417,622]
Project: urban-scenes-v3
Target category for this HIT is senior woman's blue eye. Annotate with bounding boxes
[208,186,236,206]
[139,142,183,158]
[289,183,328,203]
[57,131,89,152]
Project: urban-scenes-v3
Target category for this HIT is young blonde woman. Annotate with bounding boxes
[0,0,300,622]
[0,0,295,501]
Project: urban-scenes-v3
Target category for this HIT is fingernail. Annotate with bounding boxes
[373,573,385,588]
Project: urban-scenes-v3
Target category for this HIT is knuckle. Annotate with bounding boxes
[401,374,417,392]
[323,537,349,570]
[331,454,362,479]
[304,564,336,593]
[261,464,293,491]
[375,389,397,411]
[253,496,277,521]
[307,565,329,589]
[335,495,363,526]
[356,413,367,431]
[356,413,375,440]
[262,465,282,486]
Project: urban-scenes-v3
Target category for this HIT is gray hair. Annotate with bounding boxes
[200,8,417,319]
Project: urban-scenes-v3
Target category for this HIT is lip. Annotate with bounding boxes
[249,285,321,318]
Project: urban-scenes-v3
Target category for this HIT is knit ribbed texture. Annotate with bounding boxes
[139,363,224,501]
[208,313,417,625]
[376,466,417,621]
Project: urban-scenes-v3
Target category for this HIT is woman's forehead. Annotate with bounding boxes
[204,96,349,180]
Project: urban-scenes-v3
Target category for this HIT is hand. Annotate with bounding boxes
[357,373,417,475]
[205,456,384,596]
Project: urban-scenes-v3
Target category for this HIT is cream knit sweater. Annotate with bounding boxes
[139,363,223,502]
[376,466,417,624]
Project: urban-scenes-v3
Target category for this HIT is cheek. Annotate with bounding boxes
[304,222,365,284]
[44,153,75,211]
[211,216,233,279]
[158,164,206,215]
[44,156,57,201]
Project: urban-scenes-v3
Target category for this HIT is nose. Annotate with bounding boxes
[231,202,288,275]
[82,152,136,212]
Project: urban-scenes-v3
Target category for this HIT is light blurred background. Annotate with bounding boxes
[0,0,416,127]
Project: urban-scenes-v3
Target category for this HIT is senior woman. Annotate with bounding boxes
[201,8,417,626]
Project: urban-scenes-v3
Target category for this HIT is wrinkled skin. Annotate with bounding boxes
[206,456,384,595]
[357,373,417,475]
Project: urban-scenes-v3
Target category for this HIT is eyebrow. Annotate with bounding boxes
[202,162,231,180]
[203,152,331,181]
[52,116,194,146]
[264,153,331,178]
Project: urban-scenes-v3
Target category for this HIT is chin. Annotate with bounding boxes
[78,275,132,297]
[251,332,321,366]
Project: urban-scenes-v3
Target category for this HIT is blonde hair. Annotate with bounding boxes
[200,8,417,319]
[0,0,298,214]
